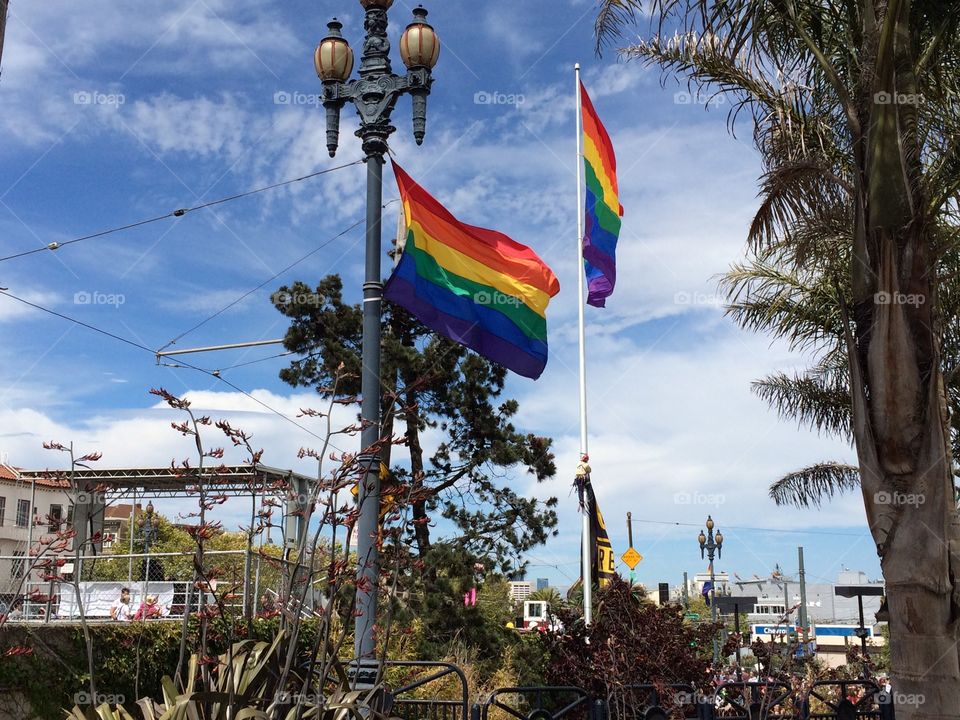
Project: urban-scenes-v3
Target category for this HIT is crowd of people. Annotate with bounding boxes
[108,587,170,621]
[3,587,281,622]
[103,588,281,621]
[703,665,893,715]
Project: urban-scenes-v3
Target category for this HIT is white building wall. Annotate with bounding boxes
[0,475,72,597]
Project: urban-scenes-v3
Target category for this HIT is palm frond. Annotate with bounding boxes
[749,161,851,251]
[768,462,860,508]
[594,0,643,54]
[721,257,844,353]
[752,369,851,439]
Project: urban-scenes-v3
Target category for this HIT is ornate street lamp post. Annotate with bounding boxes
[698,515,724,666]
[315,0,439,684]
[142,501,159,598]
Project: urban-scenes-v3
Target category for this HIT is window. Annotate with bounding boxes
[15,499,29,527]
[11,551,24,578]
[49,504,63,532]
[0,496,5,526]
[754,603,786,615]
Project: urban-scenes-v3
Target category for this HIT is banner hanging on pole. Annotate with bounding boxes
[576,471,616,587]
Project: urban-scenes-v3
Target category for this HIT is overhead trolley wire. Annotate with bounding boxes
[156,196,401,353]
[629,517,868,537]
[0,289,332,445]
[0,160,364,263]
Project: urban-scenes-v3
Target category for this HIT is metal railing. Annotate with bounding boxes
[804,681,892,720]
[474,682,897,720]
[483,687,595,720]
[0,549,272,621]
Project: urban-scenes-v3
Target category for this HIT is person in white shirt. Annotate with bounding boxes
[110,588,132,621]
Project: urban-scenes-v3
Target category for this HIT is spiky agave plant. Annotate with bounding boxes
[66,632,395,720]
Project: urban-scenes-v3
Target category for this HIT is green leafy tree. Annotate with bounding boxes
[389,542,517,672]
[87,511,193,581]
[597,0,960,711]
[88,511,285,595]
[273,275,558,572]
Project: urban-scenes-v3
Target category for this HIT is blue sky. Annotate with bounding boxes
[0,0,879,592]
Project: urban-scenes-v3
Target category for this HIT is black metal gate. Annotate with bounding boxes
[483,686,597,720]
[388,660,470,720]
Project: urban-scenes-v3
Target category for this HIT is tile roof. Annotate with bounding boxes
[0,464,71,489]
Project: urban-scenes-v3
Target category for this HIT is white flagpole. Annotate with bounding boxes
[575,63,592,626]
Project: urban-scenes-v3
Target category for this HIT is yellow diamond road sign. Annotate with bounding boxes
[621,547,642,570]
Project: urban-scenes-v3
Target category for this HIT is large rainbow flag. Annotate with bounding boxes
[581,81,623,308]
[384,161,560,379]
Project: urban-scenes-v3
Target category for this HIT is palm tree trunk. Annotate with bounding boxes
[848,220,960,718]
[859,413,960,715]
[847,4,960,710]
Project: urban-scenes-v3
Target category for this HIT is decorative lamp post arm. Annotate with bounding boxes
[315,18,354,157]
[322,83,348,157]
[407,68,432,145]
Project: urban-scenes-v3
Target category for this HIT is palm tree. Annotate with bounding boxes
[528,587,563,608]
[596,0,960,715]
[721,235,960,508]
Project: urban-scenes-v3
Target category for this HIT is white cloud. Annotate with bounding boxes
[117,93,258,159]
[0,289,61,322]
[508,323,862,583]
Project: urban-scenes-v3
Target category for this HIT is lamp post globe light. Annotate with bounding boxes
[315,0,439,685]
[698,515,723,665]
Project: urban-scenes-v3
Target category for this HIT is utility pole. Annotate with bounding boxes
[626,512,633,586]
[783,579,793,649]
[682,571,689,608]
[734,602,742,679]
[798,546,809,646]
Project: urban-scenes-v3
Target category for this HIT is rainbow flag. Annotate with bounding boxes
[581,81,623,308]
[384,161,560,379]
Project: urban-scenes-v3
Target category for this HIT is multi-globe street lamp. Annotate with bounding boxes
[698,514,724,665]
[315,0,440,685]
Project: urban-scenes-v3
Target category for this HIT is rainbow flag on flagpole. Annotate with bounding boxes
[384,160,561,379]
[580,81,623,307]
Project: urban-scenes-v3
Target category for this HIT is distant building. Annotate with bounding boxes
[692,571,731,596]
[0,464,72,598]
[509,580,532,602]
[677,568,885,625]
[102,503,140,549]
[536,577,549,591]
[736,569,884,625]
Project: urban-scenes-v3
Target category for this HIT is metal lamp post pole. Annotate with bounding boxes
[316,0,438,686]
[142,502,156,601]
[699,515,723,667]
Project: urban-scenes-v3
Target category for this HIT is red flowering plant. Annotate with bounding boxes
[538,578,720,719]
[139,363,416,718]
